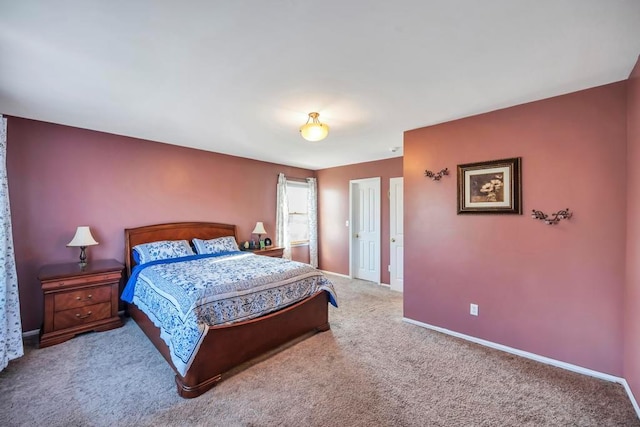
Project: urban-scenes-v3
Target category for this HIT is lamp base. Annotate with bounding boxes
[79,246,87,265]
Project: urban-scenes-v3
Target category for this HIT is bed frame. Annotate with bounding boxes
[124,221,330,398]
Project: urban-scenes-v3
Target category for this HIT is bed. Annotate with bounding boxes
[123,221,336,398]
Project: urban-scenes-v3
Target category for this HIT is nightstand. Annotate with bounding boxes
[247,246,284,258]
[39,259,124,348]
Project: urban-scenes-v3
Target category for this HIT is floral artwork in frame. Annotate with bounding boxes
[457,157,522,214]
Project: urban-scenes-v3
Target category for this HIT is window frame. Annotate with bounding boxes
[286,180,310,247]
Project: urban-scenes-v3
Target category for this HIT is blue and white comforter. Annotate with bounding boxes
[121,252,337,376]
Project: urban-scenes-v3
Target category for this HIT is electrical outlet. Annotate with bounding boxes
[470,304,479,316]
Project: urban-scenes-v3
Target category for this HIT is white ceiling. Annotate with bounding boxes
[1,1,639,170]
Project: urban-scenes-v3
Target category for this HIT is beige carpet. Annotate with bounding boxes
[1,275,638,426]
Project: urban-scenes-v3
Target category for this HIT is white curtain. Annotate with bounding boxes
[0,115,23,372]
[306,177,318,268]
[275,173,291,260]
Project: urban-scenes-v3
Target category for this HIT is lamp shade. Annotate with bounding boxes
[67,226,98,247]
[252,222,267,235]
[300,112,329,142]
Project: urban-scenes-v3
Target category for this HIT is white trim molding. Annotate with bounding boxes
[403,317,640,419]
[320,270,351,279]
[22,329,39,338]
[624,380,640,419]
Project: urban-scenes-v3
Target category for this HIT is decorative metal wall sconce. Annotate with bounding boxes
[424,168,449,181]
[531,208,572,225]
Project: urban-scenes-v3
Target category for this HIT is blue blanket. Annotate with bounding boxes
[122,252,337,376]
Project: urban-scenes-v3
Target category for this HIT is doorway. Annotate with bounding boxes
[349,177,381,282]
[389,177,404,292]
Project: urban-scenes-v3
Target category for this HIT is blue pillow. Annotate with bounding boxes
[133,240,194,265]
[193,236,239,255]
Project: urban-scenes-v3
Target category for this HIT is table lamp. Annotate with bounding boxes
[252,222,267,246]
[67,226,99,266]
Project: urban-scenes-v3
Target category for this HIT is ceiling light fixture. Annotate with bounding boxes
[299,112,329,141]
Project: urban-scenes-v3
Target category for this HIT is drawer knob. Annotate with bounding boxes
[75,294,92,301]
[75,311,92,319]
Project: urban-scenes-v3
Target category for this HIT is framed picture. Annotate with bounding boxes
[457,157,522,214]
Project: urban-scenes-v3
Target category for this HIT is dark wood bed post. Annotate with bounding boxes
[124,221,331,398]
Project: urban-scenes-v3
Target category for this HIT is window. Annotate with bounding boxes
[287,181,309,245]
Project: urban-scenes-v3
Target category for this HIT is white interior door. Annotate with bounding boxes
[390,177,404,292]
[350,178,380,283]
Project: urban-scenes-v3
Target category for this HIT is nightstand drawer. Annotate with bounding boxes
[246,247,284,258]
[39,259,124,348]
[54,302,111,330]
[54,286,111,311]
[42,272,122,290]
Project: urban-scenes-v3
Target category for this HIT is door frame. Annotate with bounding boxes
[348,177,381,282]
[389,177,403,292]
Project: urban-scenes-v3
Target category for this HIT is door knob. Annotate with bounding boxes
[354,233,360,238]
[391,238,396,242]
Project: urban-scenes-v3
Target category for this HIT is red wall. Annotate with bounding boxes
[316,158,403,284]
[7,117,314,331]
[404,82,627,375]
[290,245,310,264]
[626,57,640,404]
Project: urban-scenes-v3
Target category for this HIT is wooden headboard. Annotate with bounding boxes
[124,221,237,278]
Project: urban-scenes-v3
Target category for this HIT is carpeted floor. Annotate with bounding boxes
[1,275,638,426]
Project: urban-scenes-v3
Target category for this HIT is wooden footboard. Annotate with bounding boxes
[129,290,330,398]
[124,222,332,398]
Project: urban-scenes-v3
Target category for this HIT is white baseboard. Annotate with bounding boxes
[319,270,350,279]
[21,310,127,339]
[22,329,39,338]
[403,317,640,420]
[321,271,394,289]
[623,379,640,419]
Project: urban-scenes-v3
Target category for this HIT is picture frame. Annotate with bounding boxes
[457,157,522,214]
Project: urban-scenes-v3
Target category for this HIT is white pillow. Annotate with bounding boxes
[192,236,239,255]
[133,240,194,265]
